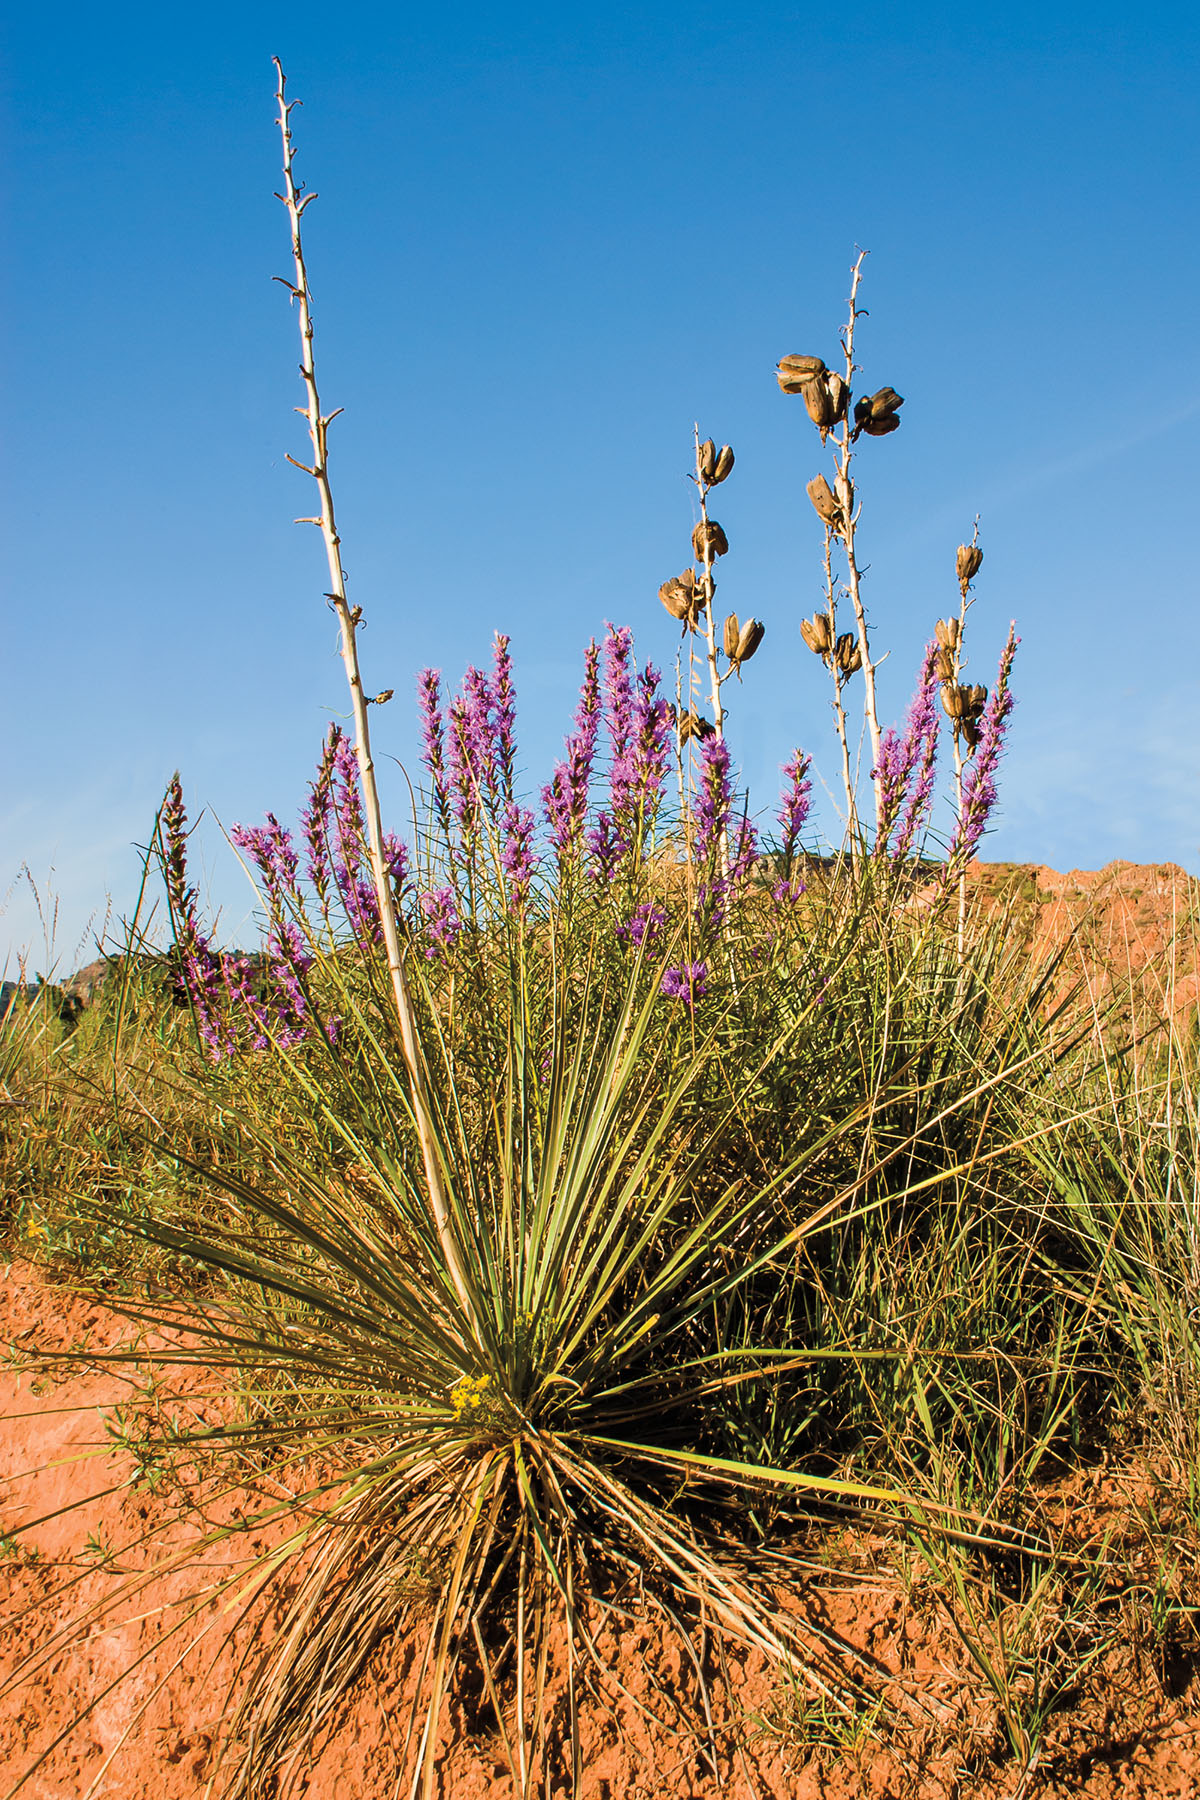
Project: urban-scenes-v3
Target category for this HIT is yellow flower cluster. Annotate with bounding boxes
[451,1373,493,1420]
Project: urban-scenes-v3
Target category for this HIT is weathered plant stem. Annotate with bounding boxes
[820,523,857,842]
[833,253,884,830]
[692,427,730,886]
[273,61,475,1329]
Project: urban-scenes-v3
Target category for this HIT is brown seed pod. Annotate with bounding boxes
[941,683,966,720]
[806,474,841,527]
[935,646,955,681]
[800,614,832,656]
[659,571,698,622]
[956,544,984,594]
[711,444,735,484]
[698,439,718,483]
[853,387,904,439]
[693,518,729,561]
[835,633,861,674]
[678,709,716,744]
[934,617,960,650]
[723,613,741,659]
[966,684,988,718]
[803,381,836,429]
[736,618,765,663]
[776,353,827,394]
[961,718,982,752]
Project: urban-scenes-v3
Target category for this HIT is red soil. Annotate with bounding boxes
[3,1259,1199,1799]
[4,862,1200,1797]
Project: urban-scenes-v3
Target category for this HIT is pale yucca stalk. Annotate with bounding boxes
[272,61,474,1325]
[819,517,858,840]
[831,252,883,829]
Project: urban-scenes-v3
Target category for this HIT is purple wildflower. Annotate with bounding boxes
[946,627,1018,869]
[874,643,940,861]
[491,633,517,803]
[586,811,622,884]
[614,662,672,845]
[602,625,634,783]
[616,902,667,951]
[729,814,759,888]
[301,729,340,905]
[419,886,463,959]
[693,735,732,867]
[417,670,455,844]
[501,801,537,914]
[543,639,601,858]
[777,752,812,868]
[661,961,709,1007]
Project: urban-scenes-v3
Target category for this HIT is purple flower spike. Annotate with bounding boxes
[617,901,667,951]
[301,728,340,904]
[501,801,537,913]
[420,885,463,959]
[491,633,517,803]
[417,670,454,842]
[543,639,601,858]
[777,752,812,867]
[693,736,732,867]
[602,625,634,779]
[874,643,940,861]
[947,627,1018,869]
[661,961,708,1006]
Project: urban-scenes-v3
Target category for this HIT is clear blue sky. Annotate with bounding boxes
[3,1,1199,970]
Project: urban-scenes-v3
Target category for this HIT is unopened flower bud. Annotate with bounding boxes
[806,474,841,527]
[800,614,832,656]
[723,613,741,659]
[935,617,961,650]
[736,618,765,663]
[956,544,984,595]
[693,518,729,562]
[776,353,827,394]
[710,444,735,484]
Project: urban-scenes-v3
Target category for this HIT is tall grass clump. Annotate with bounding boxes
[10,58,1200,1800]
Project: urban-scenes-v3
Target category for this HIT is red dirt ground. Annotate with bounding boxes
[4,861,1200,1797]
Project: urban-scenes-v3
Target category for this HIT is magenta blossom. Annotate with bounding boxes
[661,962,709,1006]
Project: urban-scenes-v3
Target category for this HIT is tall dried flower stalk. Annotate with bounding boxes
[832,253,883,820]
[272,60,474,1324]
[782,252,904,842]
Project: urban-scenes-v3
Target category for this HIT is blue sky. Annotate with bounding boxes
[3,1,1199,969]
